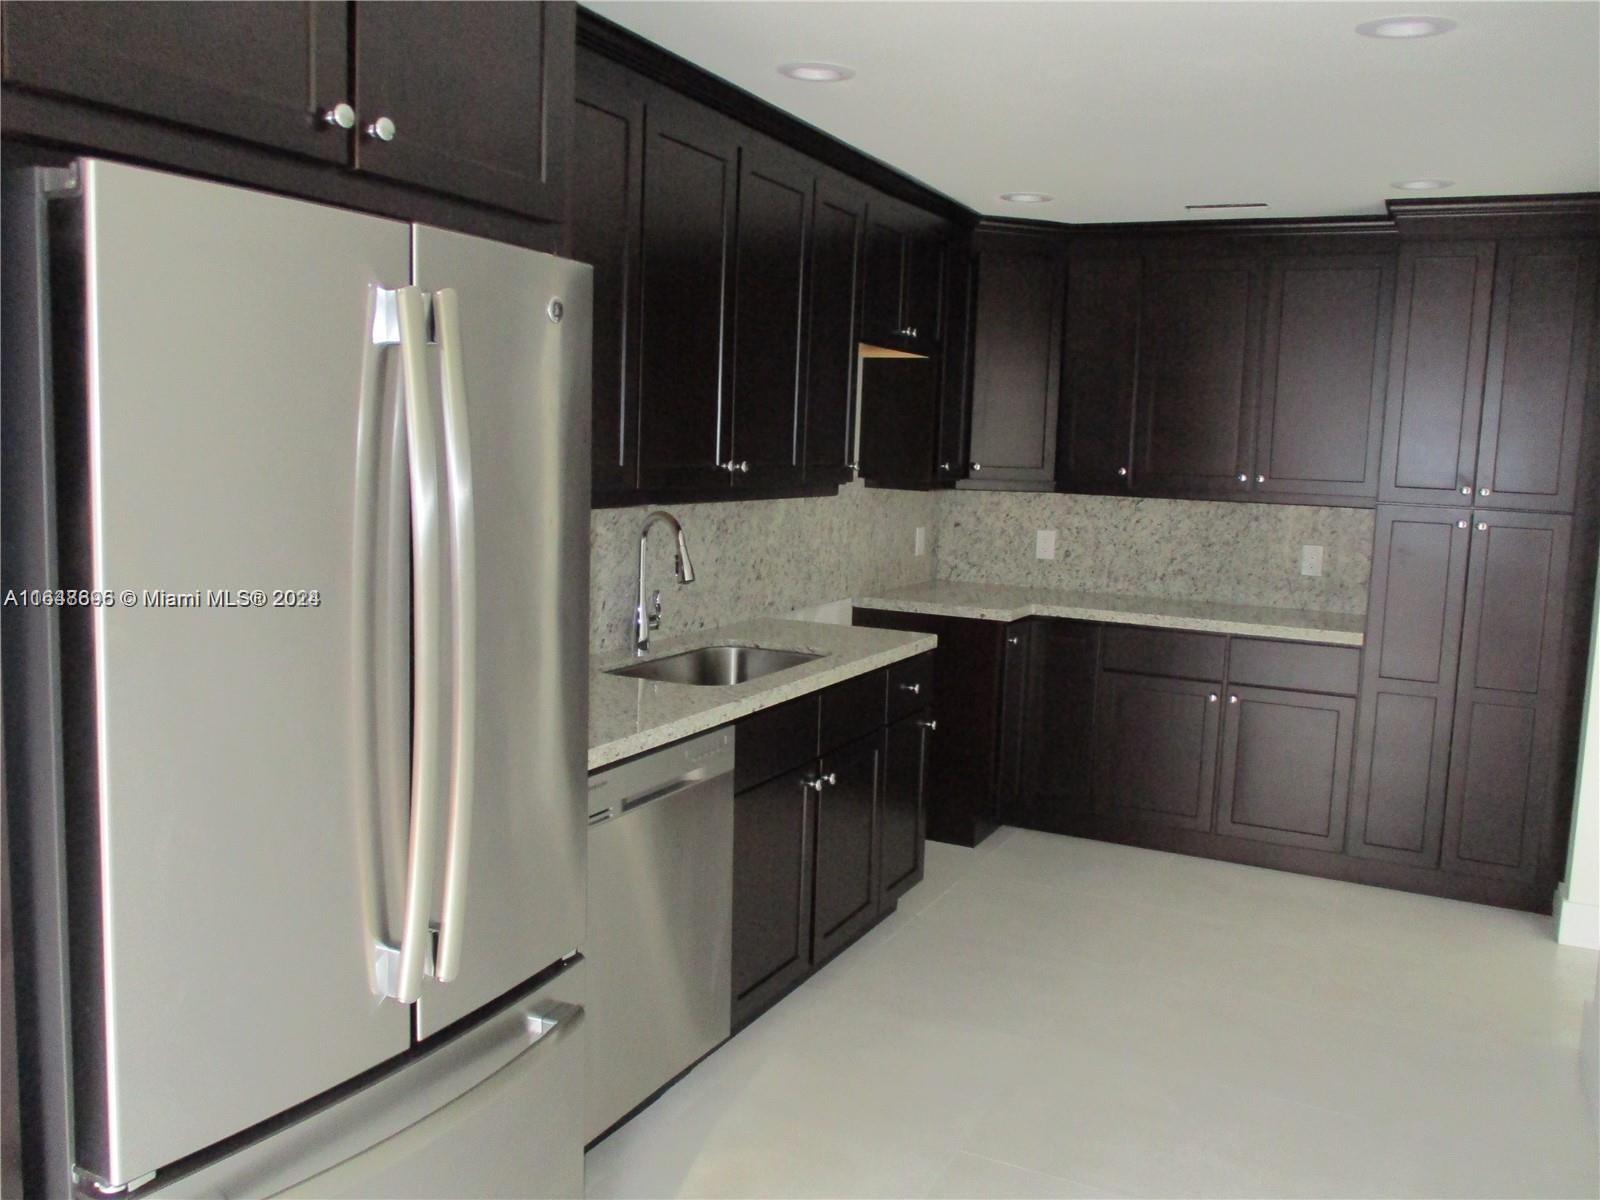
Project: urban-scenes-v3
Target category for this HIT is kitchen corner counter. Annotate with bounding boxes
[589,617,937,771]
[854,582,1366,646]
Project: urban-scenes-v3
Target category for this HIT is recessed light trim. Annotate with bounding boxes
[1000,192,1053,204]
[1391,179,1455,190]
[1355,15,1457,38]
[778,62,855,83]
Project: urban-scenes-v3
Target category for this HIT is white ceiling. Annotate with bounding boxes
[585,1,1600,223]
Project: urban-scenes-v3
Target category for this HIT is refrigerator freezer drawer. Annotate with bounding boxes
[151,961,586,1200]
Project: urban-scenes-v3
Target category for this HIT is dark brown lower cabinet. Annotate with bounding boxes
[811,734,882,966]
[1093,672,1221,830]
[731,763,815,1028]
[879,714,931,909]
[1215,686,1354,851]
[1007,620,1098,833]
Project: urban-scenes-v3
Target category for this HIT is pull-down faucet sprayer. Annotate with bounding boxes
[634,510,695,656]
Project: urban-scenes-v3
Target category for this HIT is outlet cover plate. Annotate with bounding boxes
[1036,529,1057,560]
[1299,544,1324,577]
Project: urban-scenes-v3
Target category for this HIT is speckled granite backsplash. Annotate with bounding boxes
[590,482,938,655]
[936,491,1374,613]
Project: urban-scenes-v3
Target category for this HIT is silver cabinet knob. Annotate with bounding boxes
[739,461,750,474]
[824,772,838,786]
[1237,473,1249,483]
[1255,474,1265,484]
[1461,485,1473,495]
[1208,693,1218,703]
[721,460,750,474]
[366,115,396,142]
[805,777,825,793]
[1228,695,1239,704]
[972,462,982,471]
[898,682,922,695]
[918,718,939,731]
[322,102,356,129]
[1117,466,1128,477]
[1476,521,1488,531]
[1456,519,1469,529]
[1479,487,1491,496]
[939,461,952,472]
[1006,635,1020,645]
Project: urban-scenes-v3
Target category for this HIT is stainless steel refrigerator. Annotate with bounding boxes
[2,158,591,1198]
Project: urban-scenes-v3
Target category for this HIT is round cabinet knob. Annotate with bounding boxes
[1461,485,1473,495]
[1476,521,1489,531]
[1255,474,1266,484]
[919,718,939,731]
[1208,693,1218,703]
[1456,519,1469,529]
[366,116,396,142]
[823,772,838,786]
[1237,473,1249,484]
[1117,466,1128,477]
[739,461,750,474]
[1228,695,1239,704]
[805,777,825,793]
[939,461,952,472]
[1479,487,1491,496]
[899,682,922,695]
[972,462,983,471]
[1007,635,1020,645]
[322,102,356,129]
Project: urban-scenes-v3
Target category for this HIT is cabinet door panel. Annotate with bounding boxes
[1256,254,1393,498]
[879,715,930,910]
[636,93,738,491]
[1012,620,1098,833]
[813,735,881,964]
[1475,240,1597,512]
[1094,673,1221,830]
[1348,507,1470,866]
[730,143,811,488]
[1135,256,1261,495]
[1380,242,1496,503]
[904,231,945,350]
[968,235,1064,483]
[1,1,349,161]
[859,358,939,488]
[1441,513,1570,880]
[732,765,814,1027]
[572,52,643,495]
[861,217,906,345]
[1060,255,1140,491]
[936,238,976,483]
[1217,686,1354,851]
[352,0,571,219]
[804,179,866,482]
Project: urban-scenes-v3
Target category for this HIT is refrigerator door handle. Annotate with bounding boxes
[372,285,447,1004]
[430,287,478,984]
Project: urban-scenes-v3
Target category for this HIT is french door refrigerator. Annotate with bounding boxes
[2,159,591,1197]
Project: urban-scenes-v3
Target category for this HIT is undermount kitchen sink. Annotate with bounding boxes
[607,645,824,686]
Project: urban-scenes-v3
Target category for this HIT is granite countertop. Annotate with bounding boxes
[854,581,1366,646]
[589,617,937,771]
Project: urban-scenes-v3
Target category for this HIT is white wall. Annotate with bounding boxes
[1556,557,1600,950]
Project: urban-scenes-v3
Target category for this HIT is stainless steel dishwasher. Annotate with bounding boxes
[584,727,734,1144]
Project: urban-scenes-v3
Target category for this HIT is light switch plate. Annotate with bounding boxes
[1035,529,1057,560]
[914,526,927,557]
[1300,544,1324,577]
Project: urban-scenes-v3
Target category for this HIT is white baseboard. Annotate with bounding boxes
[1555,883,1600,949]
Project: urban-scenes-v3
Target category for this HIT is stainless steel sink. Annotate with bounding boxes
[606,644,823,686]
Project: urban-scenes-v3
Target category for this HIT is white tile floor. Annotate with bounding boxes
[585,829,1600,1199]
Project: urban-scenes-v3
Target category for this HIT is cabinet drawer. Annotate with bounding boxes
[735,696,818,793]
[820,669,887,753]
[1100,627,1226,681]
[1228,639,1360,696]
[886,653,935,721]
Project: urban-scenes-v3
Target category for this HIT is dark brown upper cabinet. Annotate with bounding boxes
[634,87,739,492]
[1473,239,1597,512]
[1253,252,1394,500]
[861,198,946,354]
[1058,252,1141,493]
[1383,238,1596,513]
[965,230,1066,486]
[728,135,812,490]
[859,358,941,488]
[1133,252,1263,497]
[803,175,867,485]
[934,235,976,484]
[1441,511,1572,881]
[351,1,572,219]
[1347,506,1472,868]
[1,1,350,161]
[572,51,643,496]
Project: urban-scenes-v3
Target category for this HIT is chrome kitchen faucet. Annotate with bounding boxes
[634,510,696,656]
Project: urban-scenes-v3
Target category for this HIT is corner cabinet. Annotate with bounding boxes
[964,229,1066,486]
[1,1,574,221]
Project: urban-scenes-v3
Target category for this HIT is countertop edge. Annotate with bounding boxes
[853,594,1364,647]
[587,632,937,772]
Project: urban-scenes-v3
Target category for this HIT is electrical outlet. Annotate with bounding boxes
[1299,544,1324,577]
[914,526,927,557]
[1035,529,1057,560]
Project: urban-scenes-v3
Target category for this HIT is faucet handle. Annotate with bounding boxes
[647,589,663,630]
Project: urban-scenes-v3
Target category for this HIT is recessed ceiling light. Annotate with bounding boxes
[1355,15,1457,38]
[1391,179,1455,190]
[1000,192,1053,204]
[778,62,854,83]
